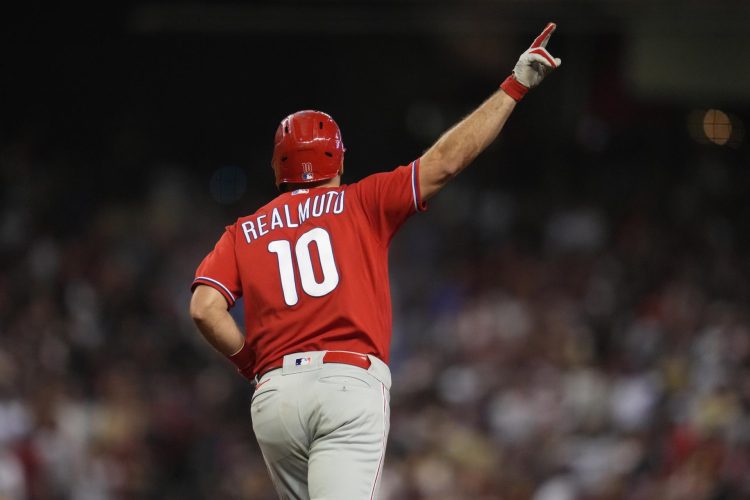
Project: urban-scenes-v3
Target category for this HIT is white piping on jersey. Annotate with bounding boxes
[195,276,236,302]
[410,160,419,212]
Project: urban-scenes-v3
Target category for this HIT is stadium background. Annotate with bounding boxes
[2,2,750,499]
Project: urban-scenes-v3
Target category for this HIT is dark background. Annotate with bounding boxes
[2,2,750,499]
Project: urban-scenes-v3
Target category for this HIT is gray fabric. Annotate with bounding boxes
[251,352,391,500]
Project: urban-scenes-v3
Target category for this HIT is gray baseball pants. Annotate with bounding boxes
[251,351,392,500]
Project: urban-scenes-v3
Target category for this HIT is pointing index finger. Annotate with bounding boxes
[530,22,557,49]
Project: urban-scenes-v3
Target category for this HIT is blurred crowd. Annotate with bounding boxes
[1,125,750,500]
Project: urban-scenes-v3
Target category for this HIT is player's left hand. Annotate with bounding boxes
[501,23,562,101]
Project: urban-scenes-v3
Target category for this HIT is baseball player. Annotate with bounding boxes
[190,23,561,500]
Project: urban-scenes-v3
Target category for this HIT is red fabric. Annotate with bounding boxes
[193,161,425,377]
[228,342,255,380]
[500,75,528,102]
[530,22,556,49]
[529,48,556,67]
[322,351,371,369]
[192,229,242,308]
[260,351,372,377]
[259,351,372,377]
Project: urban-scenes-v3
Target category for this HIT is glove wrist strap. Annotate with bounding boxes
[228,341,254,381]
[500,75,529,101]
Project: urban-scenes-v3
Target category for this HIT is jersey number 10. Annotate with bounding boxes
[267,227,340,306]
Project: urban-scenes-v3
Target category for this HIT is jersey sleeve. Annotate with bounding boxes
[352,159,427,244]
[191,224,242,309]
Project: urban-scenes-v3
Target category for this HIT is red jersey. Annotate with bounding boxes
[192,160,426,376]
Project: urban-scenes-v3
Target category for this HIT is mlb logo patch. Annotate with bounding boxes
[292,188,309,195]
[295,357,312,366]
[302,172,314,180]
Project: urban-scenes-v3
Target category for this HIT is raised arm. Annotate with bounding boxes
[419,23,561,201]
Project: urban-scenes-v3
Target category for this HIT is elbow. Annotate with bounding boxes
[431,167,458,189]
[440,161,463,180]
[190,284,230,327]
[189,302,206,326]
[424,148,463,183]
[433,154,462,180]
[190,294,214,326]
[437,147,466,177]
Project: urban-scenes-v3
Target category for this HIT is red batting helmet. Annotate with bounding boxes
[271,110,345,188]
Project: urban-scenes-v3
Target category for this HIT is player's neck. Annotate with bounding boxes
[285,176,341,192]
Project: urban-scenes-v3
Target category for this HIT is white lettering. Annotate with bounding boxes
[241,193,347,245]
[298,199,310,223]
[325,191,337,213]
[257,214,268,236]
[312,195,324,217]
[241,221,258,243]
[333,191,345,214]
[270,208,284,230]
[284,204,298,228]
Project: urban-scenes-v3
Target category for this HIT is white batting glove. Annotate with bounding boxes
[501,23,562,101]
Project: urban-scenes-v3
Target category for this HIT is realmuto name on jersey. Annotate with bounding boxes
[241,191,346,244]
